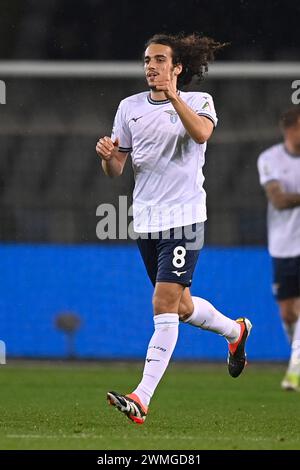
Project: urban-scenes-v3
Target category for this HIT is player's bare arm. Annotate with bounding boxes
[96,136,128,177]
[154,73,214,143]
[265,180,300,210]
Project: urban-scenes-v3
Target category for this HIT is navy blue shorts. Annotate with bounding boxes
[136,223,204,287]
[272,256,300,300]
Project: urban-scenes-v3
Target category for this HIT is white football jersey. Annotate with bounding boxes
[111,90,217,233]
[257,143,300,257]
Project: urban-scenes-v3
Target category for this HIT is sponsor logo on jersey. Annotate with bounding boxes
[130,116,143,123]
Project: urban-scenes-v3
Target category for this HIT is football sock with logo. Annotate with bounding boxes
[132,313,179,407]
[184,296,241,344]
[287,315,300,376]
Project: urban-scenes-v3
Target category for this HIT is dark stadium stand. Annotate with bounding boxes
[0,76,290,244]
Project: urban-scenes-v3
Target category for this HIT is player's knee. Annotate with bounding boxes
[152,296,177,314]
[152,290,181,315]
[278,298,299,323]
[281,310,298,324]
[279,305,298,323]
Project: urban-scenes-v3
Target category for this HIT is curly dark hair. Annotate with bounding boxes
[145,33,227,87]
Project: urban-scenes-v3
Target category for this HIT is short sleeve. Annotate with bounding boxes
[193,93,218,127]
[111,101,132,152]
[257,152,280,186]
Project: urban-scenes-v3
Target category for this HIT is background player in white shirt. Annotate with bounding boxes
[258,106,300,391]
[96,33,252,423]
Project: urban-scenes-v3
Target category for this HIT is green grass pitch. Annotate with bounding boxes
[0,362,299,450]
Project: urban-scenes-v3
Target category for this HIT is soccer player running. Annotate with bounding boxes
[96,33,252,424]
[258,106,300,392]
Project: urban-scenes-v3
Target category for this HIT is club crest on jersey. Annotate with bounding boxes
[164,110,178,123]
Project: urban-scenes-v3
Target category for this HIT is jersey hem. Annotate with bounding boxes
[133,217,207,233]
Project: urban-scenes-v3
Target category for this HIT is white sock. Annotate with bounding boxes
[287,315,300,376]
[184,296,240,343]
[282,321,296,345]
[132,313,179,407]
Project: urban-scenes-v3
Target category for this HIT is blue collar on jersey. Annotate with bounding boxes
[147,91,180,105]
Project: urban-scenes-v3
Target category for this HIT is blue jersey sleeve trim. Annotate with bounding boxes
[197,113,217,127]
[119,146,132,153]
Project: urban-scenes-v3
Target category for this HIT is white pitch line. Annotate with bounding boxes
[6,434,294,444]
[6,434,104,439]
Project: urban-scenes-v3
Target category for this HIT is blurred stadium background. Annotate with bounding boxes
[0,0,299,362]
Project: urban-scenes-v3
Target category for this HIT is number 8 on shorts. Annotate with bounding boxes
[172,246,186,268]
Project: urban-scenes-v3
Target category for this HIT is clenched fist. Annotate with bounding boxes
[96,136,119,161]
